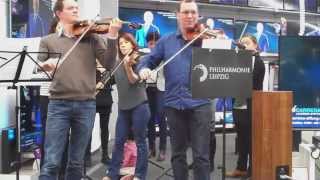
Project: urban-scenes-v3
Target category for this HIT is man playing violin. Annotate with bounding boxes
[138,0,213,179]
[37,0,121,180]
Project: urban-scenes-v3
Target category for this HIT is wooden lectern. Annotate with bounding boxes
[252,91,293,180]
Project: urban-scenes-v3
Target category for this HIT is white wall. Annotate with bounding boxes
[0,0,8,37]
[77,0,100,19]
[100,0,118,18]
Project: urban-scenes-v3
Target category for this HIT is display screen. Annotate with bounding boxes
[201,17,235,40]
[20,86,42,151]
[285,21,320,36]
[248,0,284,9]
[279,36,320,129]
[235,20,280,53]
[119,7,178,48]
[11,0,53,38]
[284,0,317,12]
[11,0,29,38]
[209,0,247,5]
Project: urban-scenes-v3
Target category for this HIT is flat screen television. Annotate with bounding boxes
[248,0,284,9]
[208,0,247,6]
[11,0,53,38]
[284,0,317,12]
[119,7,178,48]
[279,36,320,129]
[20,86,42,151]
[285,21,320,36]
[201,17,235,40]
[235,20,280,53]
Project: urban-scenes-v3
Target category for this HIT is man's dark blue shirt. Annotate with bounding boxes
[137,30,210,110]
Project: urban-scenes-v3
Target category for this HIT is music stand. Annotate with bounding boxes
[0,46,61,180]
[191,48,253,180]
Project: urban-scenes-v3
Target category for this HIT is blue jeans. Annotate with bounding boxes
[39,100,96,180]
[107,102,150,180]
[166,104,212,180]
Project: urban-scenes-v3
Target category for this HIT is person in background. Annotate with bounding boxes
[95,60,114,165]
[135,11,160,48]
[119,131,138,180]
[37,0,121,179]
[226,34,265,178]
[145,32,167,161]
[138,1,213,179]
[27,0,46,37]
[103,33,150,180]
[253,22,269,52]
[84,60,114,166]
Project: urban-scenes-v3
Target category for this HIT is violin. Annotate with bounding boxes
[122,50,140,66]
[185,23,224,41]
[95,50,140,95]
[72,18,142,36]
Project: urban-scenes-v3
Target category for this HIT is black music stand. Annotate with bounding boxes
[191,48,253,180]
[0,46,61,180]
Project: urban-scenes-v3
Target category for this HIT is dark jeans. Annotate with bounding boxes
[39,96,69,179]
[233,108,251,172]
[147,87,167,152]
[166,104,212,180]
[39,100,96,180]
[209,132,216,169]
[39,96,49,168]
[156,91,167,151]
[107,102,150,180]
[146,86,157,151]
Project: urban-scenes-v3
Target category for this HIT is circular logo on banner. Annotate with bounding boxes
[193,64,208,82]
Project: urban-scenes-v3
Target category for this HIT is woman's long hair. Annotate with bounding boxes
[117,33,139,60]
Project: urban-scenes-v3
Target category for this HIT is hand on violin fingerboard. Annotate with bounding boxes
[108,18,122,38]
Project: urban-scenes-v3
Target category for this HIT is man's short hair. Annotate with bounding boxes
[146,32,160,43]
[177,0,196,12]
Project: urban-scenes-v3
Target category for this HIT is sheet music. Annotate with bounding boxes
[202,39,232,50]
[0,37,41,81]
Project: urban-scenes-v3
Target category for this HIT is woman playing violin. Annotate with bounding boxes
[103,33,150,180]
[37,0,121,180]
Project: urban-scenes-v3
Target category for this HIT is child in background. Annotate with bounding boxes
[119,131,137,180]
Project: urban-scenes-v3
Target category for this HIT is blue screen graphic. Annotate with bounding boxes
[284,0,317,12]
[119,8,178,48]
[235,20,280,53]
[279,36,320,129]
[201,17,235,41]
[209,0,247,5]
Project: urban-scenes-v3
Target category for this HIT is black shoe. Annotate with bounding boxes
[101,156,111,165]
[148,148,156,158]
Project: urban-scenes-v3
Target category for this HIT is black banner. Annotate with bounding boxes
[191,48,253,99]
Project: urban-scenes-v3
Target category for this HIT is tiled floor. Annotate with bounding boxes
[87,133,244,180]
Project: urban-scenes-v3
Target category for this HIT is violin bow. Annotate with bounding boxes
[95,52,132,95]
[152,28,209,74]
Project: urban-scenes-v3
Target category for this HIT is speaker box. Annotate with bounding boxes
[0,127,16,173]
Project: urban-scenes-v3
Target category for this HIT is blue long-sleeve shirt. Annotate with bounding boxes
[137,30,210,110]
